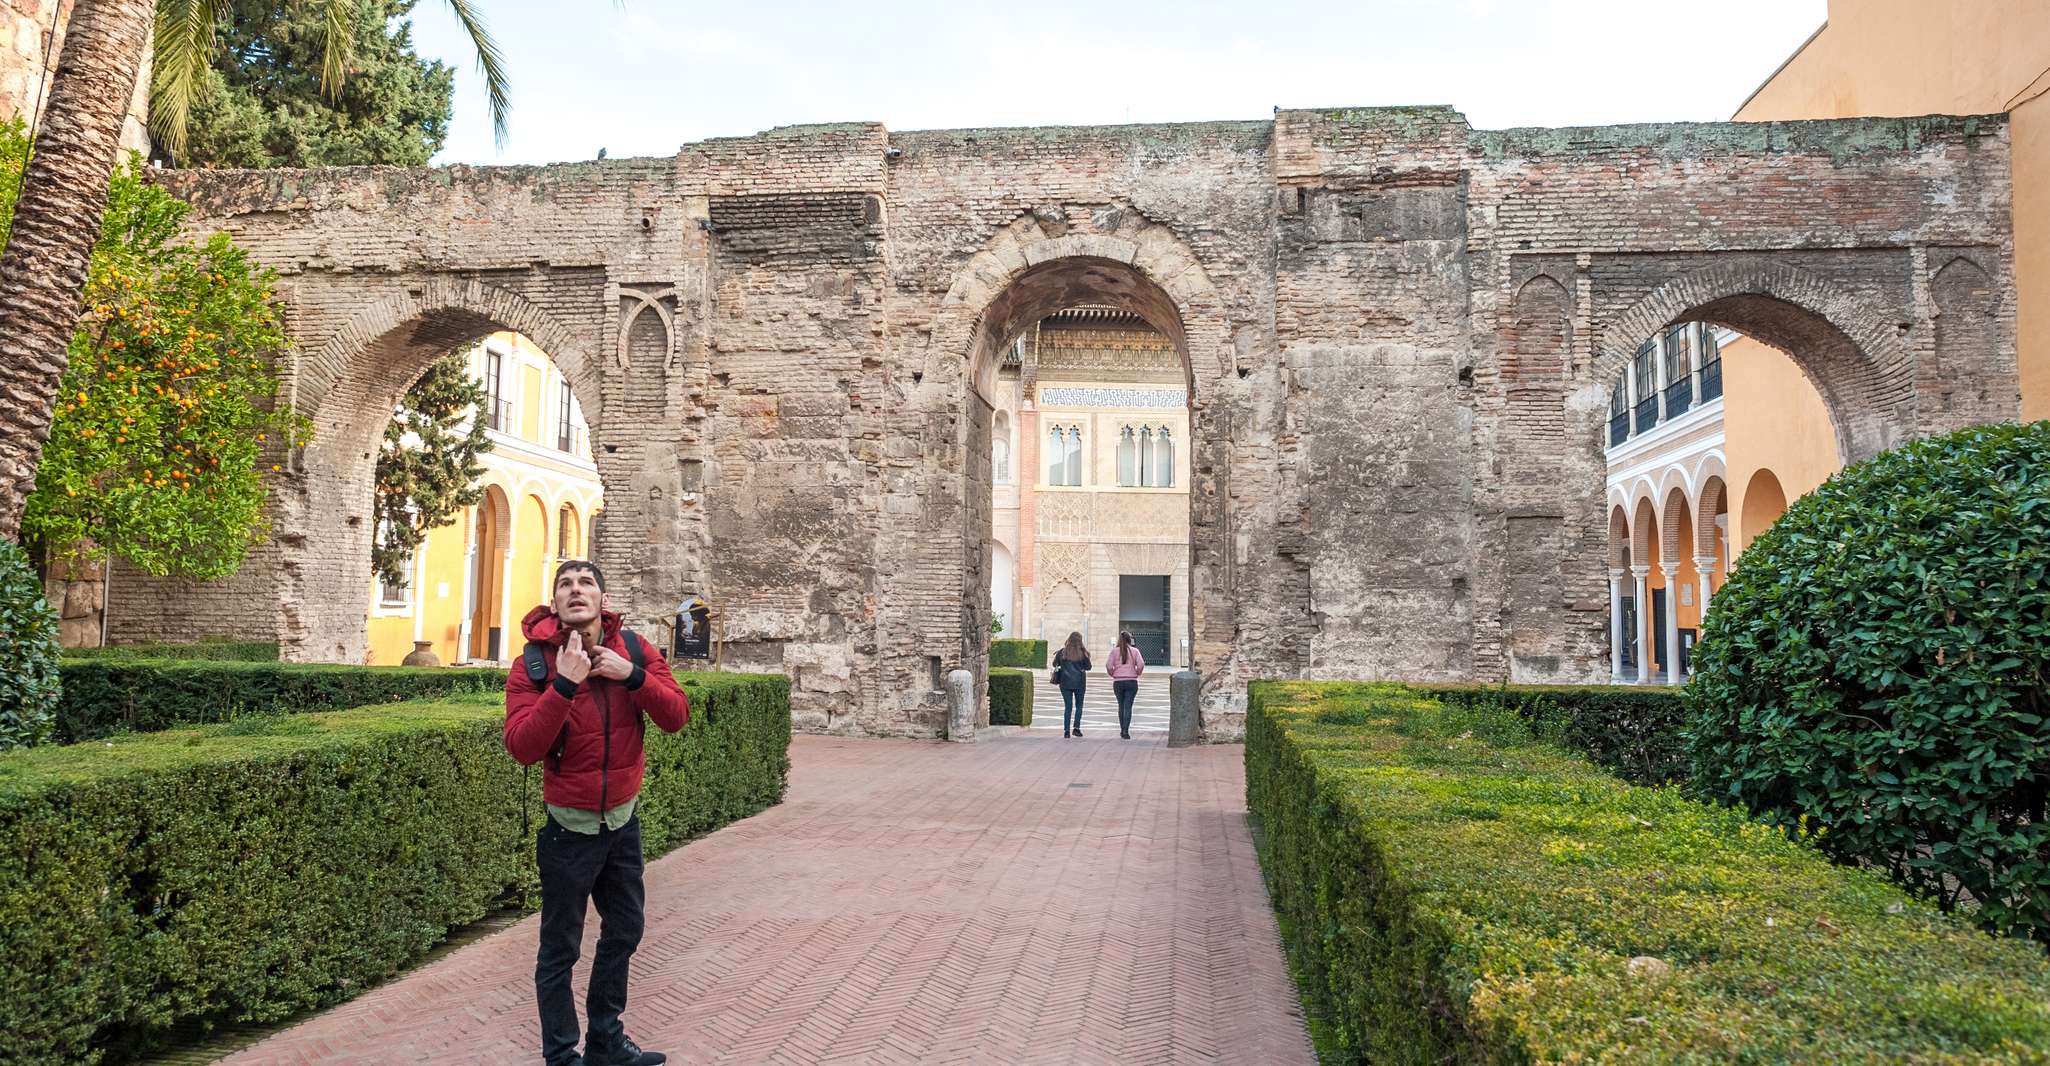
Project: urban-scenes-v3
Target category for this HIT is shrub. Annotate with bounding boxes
[1687,422,2050,939]
[0,541,61,752]
[988,667,1032,726]
[1248,681,2050,1065]
[1416,682,1689,784]
[60,638,278,662]
[55,660,504,742]
[989,638,1047,669]
[0,670,789,1065]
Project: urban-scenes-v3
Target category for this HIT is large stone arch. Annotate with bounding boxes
[1590,263,1903,463]
[282,279,604,664]
[923,208,1235,727]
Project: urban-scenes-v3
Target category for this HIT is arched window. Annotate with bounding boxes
[1152,425,1174,487]
[558,504,579,558]
[1117,426,1137,486]
[992,411,1011,484]
[1048,426,1066,485]
[1138,427,1154,486]
[1063,426,1083,486]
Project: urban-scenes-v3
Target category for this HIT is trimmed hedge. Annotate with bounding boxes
[988,667,1033,726]
[989,638,1048,669]
[1415,682,1688,785]
[0,671,790,1065]
[1248,681,2050,1065]
[55,661,504,742]
[1689,421,2050,939]
[61,639,278,662]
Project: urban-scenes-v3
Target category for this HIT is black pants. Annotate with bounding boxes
[1062,685,1086,732]
[1113,679,1139,732]
[536,812,646,1066]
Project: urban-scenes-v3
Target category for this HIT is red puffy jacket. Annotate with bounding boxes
[503,605,690,812]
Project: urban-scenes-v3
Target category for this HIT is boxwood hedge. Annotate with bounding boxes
[60,638,277,663]
[1248,681,2050,1065]
[1415,682,1688,785]
[0,670,790,1065]
[988,667,1033,726]
[1688,421,2050,940]
[990,638,1048,669]
[55,660,505,743]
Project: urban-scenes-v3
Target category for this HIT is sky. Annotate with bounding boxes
[407,0,1829,167]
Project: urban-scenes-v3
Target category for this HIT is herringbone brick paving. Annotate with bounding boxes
[217,734,1312,1065]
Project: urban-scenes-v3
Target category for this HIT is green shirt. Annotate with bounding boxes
[546,797,637,834]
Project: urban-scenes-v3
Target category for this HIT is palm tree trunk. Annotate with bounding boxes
[0,0,155,540]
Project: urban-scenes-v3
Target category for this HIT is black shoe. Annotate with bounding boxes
[586,1039,665,1066]
[1121,730,1130,739]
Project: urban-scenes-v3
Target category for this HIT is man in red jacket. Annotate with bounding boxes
[505,560,689,1066]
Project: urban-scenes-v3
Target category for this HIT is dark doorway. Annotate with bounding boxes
[1119,574,1171,665]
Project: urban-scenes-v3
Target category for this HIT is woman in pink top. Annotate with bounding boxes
[1107,630,1145,740]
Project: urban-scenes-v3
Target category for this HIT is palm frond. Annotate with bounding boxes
[318,0,357,101]
[147,0,231,162]
[437,0,511,149]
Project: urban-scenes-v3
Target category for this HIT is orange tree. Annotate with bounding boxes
[0,120,306,580]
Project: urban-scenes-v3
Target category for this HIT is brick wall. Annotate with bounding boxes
[116,107,2019,737]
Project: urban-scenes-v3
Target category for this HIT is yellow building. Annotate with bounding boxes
[366,332,603,666]
[1736,0,2050,421]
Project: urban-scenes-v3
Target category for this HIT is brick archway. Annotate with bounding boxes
[284,282,601,664]
[923,209,1235,730]
[1590,263,1902,463]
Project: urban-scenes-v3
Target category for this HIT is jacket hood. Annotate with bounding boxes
[521,603,622,646]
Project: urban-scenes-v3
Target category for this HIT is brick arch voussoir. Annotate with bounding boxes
[931,210,1229,408]
[301,277,601,432]
[1587,263,1899,456]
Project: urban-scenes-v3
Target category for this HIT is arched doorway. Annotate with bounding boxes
[468,484,510,661]
[1739,469,1789,554]
[938,218,1231,730]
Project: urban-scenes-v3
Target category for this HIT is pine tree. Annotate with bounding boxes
[372,351,492,588]
[167,0,456,168]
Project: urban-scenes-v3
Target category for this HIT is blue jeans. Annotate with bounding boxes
[1062,685,1086,732]
[1113,679,1139,733]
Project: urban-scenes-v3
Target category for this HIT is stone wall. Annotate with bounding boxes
[116,106,2019,738]
[0,0,148,150]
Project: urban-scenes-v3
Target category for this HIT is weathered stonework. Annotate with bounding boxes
[107,106,2020,739]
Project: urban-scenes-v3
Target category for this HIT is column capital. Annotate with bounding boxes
[1629,564,1651,579]
[1693,555,1718,570]
[1608,567,1627,581]
[1659,562,1681,577]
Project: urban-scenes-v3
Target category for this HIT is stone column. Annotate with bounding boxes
[1661,562,1683,686]
[945,668,975,743]
[1695,556,1718,633]
[1631,565,1651,684]
[1608,568,1626,682]
[1168,669,1202,748]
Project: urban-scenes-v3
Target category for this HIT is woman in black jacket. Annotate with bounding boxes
[1053,630,1091,738]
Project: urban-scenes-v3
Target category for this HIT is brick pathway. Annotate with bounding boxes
[219,734,1313,1065]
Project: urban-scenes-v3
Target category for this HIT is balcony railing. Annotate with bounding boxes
[1608,411,1629,447]
[485,397,514,433]
[1633,396,1659,434]
[1663,376,1693,420]
[1700,359,1723,403]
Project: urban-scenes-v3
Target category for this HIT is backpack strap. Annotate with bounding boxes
[523,640,550,691]
[623,629,646,671]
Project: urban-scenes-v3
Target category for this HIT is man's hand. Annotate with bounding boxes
[591,645,635,681]
[558,630,592,685]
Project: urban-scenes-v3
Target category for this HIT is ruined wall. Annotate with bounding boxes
[119,107,2018,737]
[0,0,149,150]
